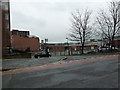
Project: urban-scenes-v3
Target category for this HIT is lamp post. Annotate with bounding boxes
[44,39,48,52]
[66,37,70,56]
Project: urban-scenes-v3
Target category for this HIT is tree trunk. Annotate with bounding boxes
[81,43,84,54]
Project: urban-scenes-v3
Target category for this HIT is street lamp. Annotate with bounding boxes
[44,38,48,53]
[66,37,70,55]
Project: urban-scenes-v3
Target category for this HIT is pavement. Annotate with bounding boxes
[2,54,118,71]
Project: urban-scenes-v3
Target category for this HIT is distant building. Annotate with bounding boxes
[41,41,99,56]
[0,0,11,57]
[12,30,29,37]
[11,30,40,52]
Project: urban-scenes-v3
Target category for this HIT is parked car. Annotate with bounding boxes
[34,51,51,58]
[87,50,96,54]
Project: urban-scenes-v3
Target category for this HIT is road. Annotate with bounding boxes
[2,55,119,88]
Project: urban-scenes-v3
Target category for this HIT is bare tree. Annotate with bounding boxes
[96,1,120,50]
[68,9,92,54]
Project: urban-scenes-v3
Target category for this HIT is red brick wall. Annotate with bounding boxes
[1,1,11,56]
[113,40,120,48]
[11,35,40,52]
[52,46,64,51]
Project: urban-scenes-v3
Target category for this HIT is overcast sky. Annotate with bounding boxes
[10,0,112,43]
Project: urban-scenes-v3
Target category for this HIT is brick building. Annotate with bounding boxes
[11,30,40,52]
[12,30,29,37]
[42,42,98,55]
[113,36,120,49]
[0,0,11,57]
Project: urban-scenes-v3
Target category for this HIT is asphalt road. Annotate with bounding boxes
[2,55,119,88]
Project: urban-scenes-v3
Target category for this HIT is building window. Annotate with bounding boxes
[2,2,8,10]
[5,23,9,29]
[0,1,2,9]
[5,13,9,20]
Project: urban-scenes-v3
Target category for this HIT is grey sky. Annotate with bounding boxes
[10,0,111,43]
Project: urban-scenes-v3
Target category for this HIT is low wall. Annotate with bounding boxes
[3,53,31,59]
